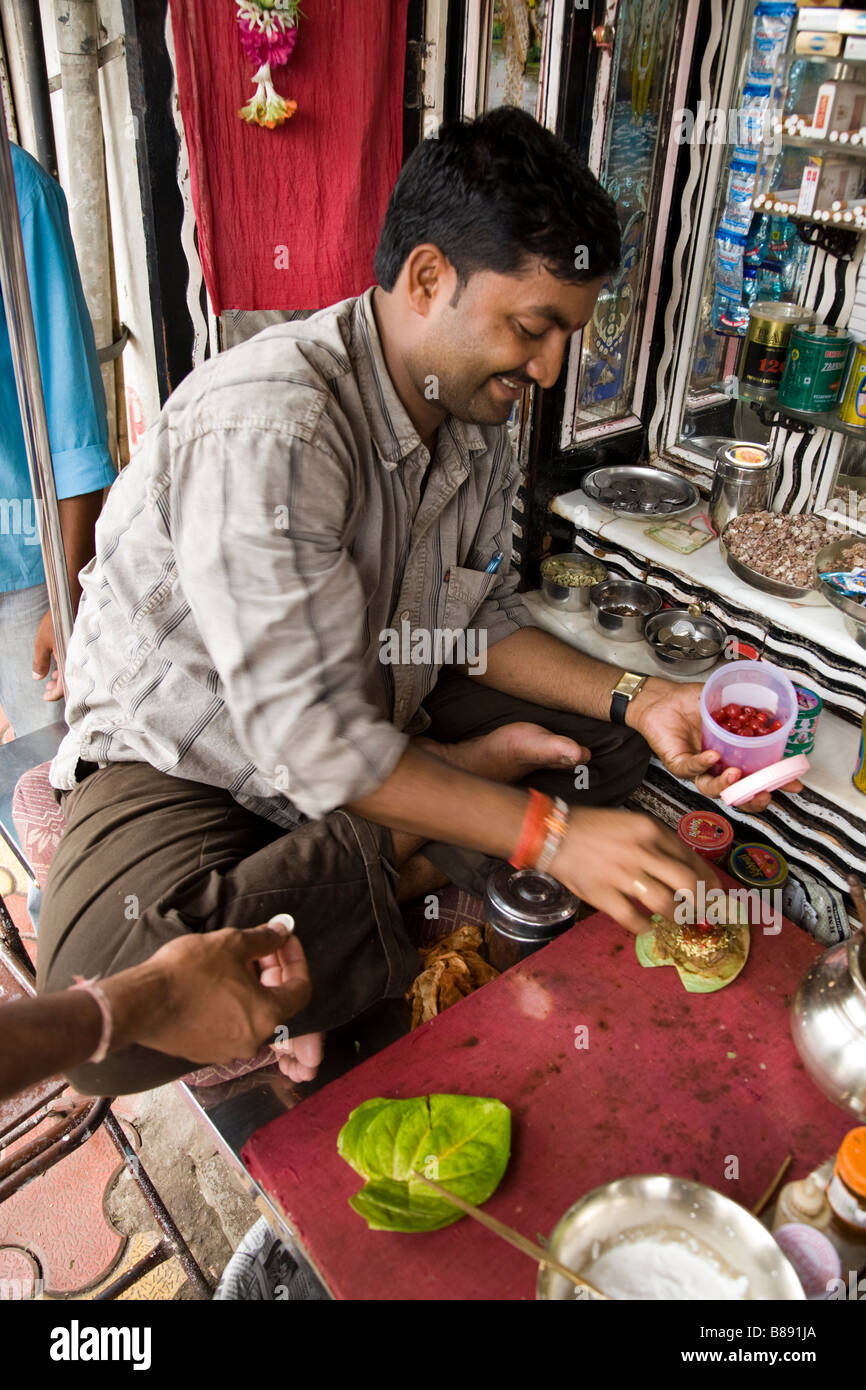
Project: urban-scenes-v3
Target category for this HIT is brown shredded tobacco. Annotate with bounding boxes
[407,924,499,1028]
[723,512,835,588]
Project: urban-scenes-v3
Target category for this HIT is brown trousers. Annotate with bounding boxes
[38,673,650,1094]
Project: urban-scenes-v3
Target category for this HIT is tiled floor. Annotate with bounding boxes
[0,813,251,1300]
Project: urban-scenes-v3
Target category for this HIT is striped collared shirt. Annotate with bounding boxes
[50,288,534,826]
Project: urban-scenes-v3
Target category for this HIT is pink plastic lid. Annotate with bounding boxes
[720,753,809,807]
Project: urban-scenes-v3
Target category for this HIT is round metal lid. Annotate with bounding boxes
[716,442,774,471]
[485,865,580,940]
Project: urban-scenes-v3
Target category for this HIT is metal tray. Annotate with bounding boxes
[720,532,818,600]
[583,465,699,518]
[815,533,866,646]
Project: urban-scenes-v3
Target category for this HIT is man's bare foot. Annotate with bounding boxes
[415,722,590,785]
[272,1030,324,1083]
[396,852,450,903]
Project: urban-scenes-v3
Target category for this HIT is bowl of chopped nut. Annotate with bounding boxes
[720,512,833,600]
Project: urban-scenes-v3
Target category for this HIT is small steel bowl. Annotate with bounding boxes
[536,1174,805,1300]
[540,553,608,612]
[644,609,726,675]
[589,580,662,642]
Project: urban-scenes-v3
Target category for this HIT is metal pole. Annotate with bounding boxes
[12,0,58,179]
[54,0,117,462]
[0,115,74,671]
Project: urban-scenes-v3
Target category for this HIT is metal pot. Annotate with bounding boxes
[484,865,580,973]
[790,931,866,1119]
[589,579,662,642]
[540,553,608,612]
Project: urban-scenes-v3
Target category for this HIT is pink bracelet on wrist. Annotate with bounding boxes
[71,975,114,1064]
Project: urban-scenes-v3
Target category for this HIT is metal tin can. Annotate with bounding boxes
[677,810,734,863]
[853,712,866,794]
[709,442,778,533]
[785,684,823,756]
[728,842,789,891]
[777,325,851,412]
[738,302,814,395]
[837,339,866,428]
[484,866,580,973]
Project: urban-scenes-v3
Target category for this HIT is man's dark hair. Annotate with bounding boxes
[374,106,621,294]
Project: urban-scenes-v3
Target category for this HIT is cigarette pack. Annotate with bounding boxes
[797,156,862,216]
[796,6,843,29]
[796,30,843,52]
[845,34,866,58]
[812,80,866,134]
[837,11,866,35]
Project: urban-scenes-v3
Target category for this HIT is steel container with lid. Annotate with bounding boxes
[484,865,580,972]
[709,441,779,533]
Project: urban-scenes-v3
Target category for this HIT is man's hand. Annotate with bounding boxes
[629,679,803,813]
[548,806,719,934]
[107,922,312,1063]
[32,610,64,701]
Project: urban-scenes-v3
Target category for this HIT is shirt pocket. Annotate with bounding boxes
[441,565,497,631]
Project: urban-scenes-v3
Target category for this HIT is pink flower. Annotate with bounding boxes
[238,22,298,68]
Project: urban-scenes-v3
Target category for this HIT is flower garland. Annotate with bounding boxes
[235,0,301,128]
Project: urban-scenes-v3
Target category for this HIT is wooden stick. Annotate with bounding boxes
[410,1170,610,1299]
[847,875,866,936]
[751,1154,793,1218]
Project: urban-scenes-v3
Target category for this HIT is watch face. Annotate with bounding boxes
[617,673,645,699]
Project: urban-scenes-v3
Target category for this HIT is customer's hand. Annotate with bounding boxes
[629,680,803,813]
[548,806,720,934]
[32,611,64,701]
[105,922,312,1063]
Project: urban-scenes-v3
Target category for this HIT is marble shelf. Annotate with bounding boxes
[552,488,865,664]
[549,488,866,725]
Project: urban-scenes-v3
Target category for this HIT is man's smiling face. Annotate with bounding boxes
[410,259,603,426]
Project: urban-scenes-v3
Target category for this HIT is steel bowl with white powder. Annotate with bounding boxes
[536,1174,805,1301]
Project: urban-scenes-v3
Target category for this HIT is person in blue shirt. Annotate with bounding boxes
[0,142,116,740]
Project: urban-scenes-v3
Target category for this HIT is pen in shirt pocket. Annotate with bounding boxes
[484,551,505,574]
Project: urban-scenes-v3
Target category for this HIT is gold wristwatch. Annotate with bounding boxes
[610,671,647,725]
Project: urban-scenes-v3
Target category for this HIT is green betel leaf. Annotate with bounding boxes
[337,1095,511,1233]
[349,1178,463,1233]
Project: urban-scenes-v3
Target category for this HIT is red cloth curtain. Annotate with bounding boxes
[167,0,410,312]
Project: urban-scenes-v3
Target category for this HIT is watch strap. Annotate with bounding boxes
[610,689,631,725]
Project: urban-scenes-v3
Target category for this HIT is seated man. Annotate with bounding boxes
[38,108,791,1096]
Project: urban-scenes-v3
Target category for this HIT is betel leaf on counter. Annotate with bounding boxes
[337,1094,511,1232]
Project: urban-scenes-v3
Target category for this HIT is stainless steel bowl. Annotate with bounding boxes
[720,531,818,600]
[584,465,700,518]
[537,1174,805,1300]
[589,580,662,642]
[540,553,608,612]
[644,609,726,674]
[815,534,866,650]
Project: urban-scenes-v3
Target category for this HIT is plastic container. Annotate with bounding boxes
[676,810,734,863]
[826,1127,866,1235]
[700,659,798,776]
[728,842,789,891]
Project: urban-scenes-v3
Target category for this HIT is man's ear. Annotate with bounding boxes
[403,244,452,317]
